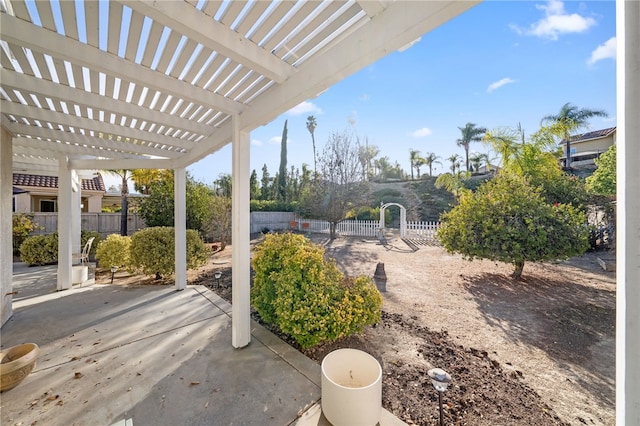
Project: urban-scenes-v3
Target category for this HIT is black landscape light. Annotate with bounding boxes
[214,271,222,288]
[110,266,118,284]
[428,367,451,426]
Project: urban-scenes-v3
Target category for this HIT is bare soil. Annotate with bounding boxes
[97,234,616,426]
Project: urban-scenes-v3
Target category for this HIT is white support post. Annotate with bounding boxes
[231,114,251,348]
[617,1,640,424]
[71,170,81,260]
[174,167,187,291]
[1,126,13,326]
[57,158,72,291]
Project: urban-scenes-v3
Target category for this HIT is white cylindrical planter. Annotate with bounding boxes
[321,348,382,426]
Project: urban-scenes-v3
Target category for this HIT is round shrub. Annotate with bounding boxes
[20,233,58,266]
[129,227,210,278]
[251,233,382,348]
[12,213,42,256]
[96,234,132,270]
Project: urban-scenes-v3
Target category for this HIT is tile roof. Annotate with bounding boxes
[567,127,616,143]
[13,173,106,192]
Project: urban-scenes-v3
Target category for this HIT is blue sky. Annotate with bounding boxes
[190,1,617,183]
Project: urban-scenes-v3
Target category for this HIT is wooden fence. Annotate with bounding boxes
[23,213,146,237]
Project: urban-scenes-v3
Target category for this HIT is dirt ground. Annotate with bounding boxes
[98,234,616,426]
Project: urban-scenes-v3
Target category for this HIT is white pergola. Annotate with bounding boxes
[0,1,638,422]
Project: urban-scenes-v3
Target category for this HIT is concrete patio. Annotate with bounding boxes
[1,263,405,426]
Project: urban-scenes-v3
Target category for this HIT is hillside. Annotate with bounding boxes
[369,176,456,222]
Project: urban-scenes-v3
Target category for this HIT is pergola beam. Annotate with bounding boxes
[5,122,179,159]
[1,101,193,152]
[69,158,175,170]
[1,70,214,137]
[13,137,154,159]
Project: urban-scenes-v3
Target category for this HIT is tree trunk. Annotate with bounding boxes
[512,260,525,280]
[120,196,128,236]
[330,222,337,240]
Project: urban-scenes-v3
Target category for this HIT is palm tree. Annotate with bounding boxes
[457,123,487,172]
[409,149,421,180]
[414,157,425,179]
[358,143,379,181]
[447,154,462,174]
[541,102,608,169]
[306,115,318,175]
[422,152,441,177]
[106,169,132,236]
[469,152,490,173]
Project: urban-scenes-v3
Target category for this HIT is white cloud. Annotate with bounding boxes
[588,37,616,65]
[409,127,432,138]
[359,93,371,101]
[487,77,516,93]
[511,0,596,40]
[268,136,282,145]
[251,138,263,147]
[286,101,322,116]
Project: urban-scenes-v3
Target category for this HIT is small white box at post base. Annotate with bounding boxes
[71,265,88,284]
[321,348,382,426]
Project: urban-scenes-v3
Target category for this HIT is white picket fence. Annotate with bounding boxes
[404,221,441,245]
[289,219,381,237]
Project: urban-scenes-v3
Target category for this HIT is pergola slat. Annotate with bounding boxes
[84,1,100,48]
[140,21,165,68]
[34,0,57,32]
[125,10,146,62]
[107,1,123,55]
[261,1,320,53]
[59,0,79,40]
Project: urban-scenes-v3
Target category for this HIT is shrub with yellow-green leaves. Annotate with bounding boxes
[129,227,210,278]
[251,233,382,348]
[96,234,132,271]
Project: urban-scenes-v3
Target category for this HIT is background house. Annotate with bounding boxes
[561,127,616,168]
[12,173,105,213]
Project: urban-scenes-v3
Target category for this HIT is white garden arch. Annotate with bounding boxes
[379,202,406,238]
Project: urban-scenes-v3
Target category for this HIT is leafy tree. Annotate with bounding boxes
[249,169,260,200]
[138,172,214,236]
[422,152,441,177]
[457,122,487,172]
[306,115,318,175]
[435,171,470,198]
[438,174,588,279]
[484,126,588,209]
[206,195,232,249]
[260,164,271,200]
[586,145,616,196]
[213,173,232,197]
[540,103,608,168]
[304,129,370,239]
[131,169,171,194]
[277,120,288,201]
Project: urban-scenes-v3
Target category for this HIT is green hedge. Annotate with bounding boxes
[129,227,210,278]
[19,231,101,266]
[251,233,382,348]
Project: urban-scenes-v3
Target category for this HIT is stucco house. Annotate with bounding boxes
[561,127,616,168]
[12,172,105,213]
